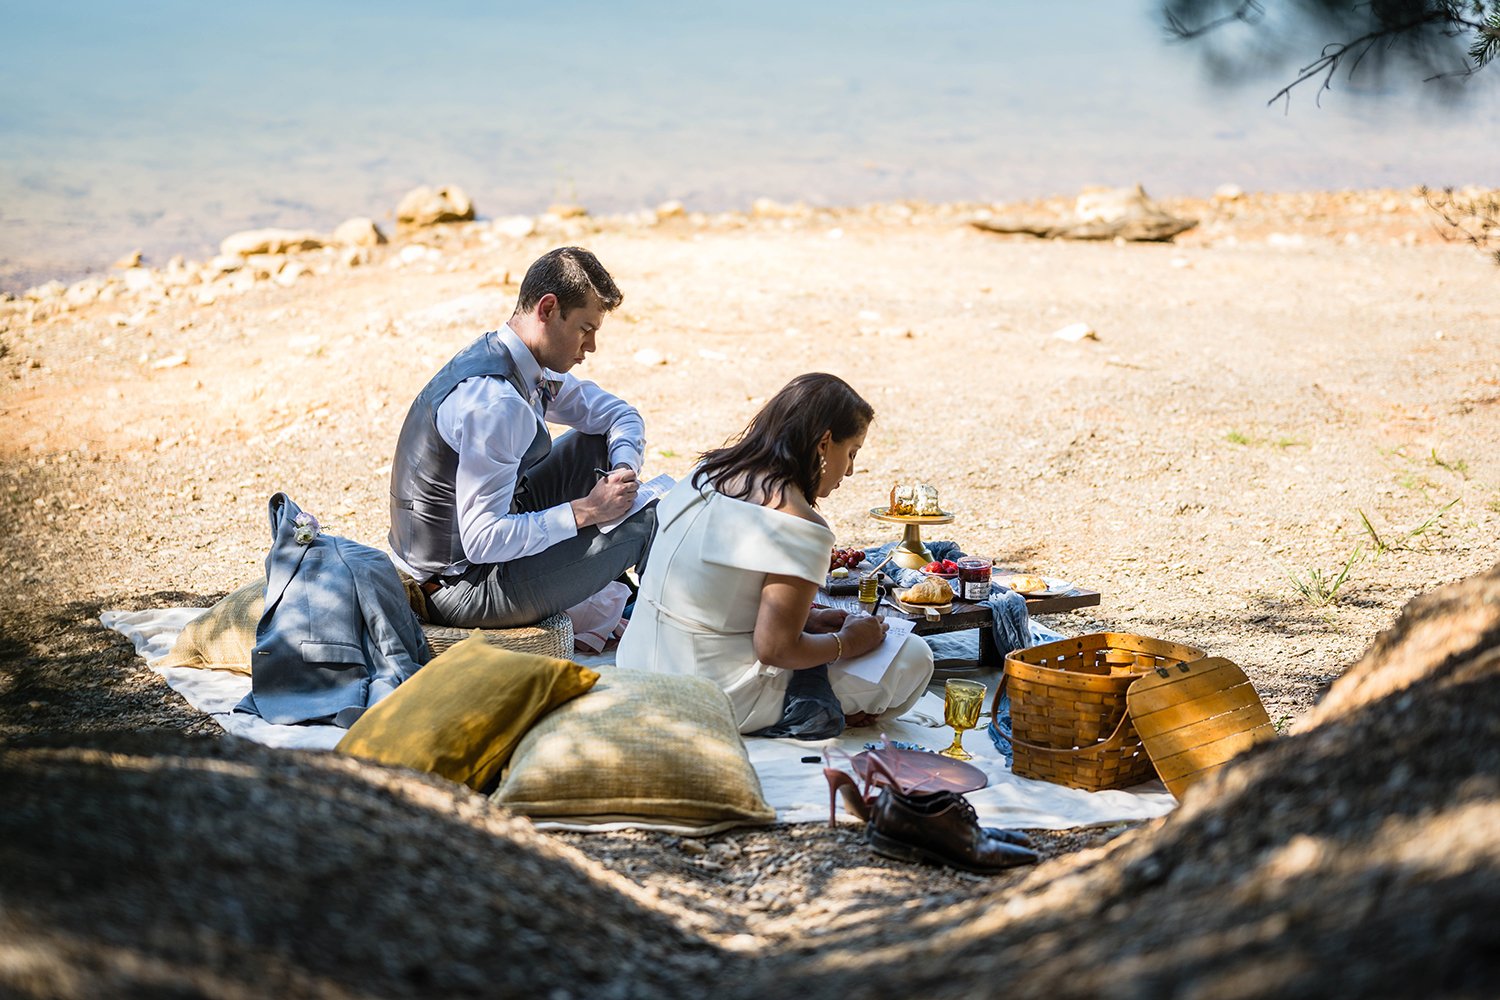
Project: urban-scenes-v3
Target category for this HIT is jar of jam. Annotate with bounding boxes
[956,557,990,602]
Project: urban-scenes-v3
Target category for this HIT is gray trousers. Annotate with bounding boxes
[426,432,656,629]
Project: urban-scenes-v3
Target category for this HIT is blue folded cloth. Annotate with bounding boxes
[863,539,1031,661]
[987,690,1015,763]
[746,664,844,740]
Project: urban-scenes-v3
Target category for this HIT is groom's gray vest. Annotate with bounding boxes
[389,331,552,579]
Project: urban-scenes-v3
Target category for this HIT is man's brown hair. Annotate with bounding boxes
[514,246,623,315]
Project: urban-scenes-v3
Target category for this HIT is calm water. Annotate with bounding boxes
[3,1,1497,292]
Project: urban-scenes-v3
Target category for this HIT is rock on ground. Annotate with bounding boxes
[333,217,387,247]
[219,229,328,257]
[396,185,475,226]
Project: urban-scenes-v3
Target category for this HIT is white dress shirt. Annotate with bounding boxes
[431,324,644,572]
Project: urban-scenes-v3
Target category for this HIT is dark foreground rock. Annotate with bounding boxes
[3,564,1498,998]
[0,736,729,998]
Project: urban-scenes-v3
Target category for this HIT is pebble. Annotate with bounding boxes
[493,215,536,239]
[1052,322,1098,342]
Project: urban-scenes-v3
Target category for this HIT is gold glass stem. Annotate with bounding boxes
[939,729,972,760]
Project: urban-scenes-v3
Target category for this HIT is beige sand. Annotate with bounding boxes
[1,190,1497,967]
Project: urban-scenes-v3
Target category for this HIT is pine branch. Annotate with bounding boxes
[1164,1,1495,105]
[1268,11,1462,110]
[1164,0,1264,41]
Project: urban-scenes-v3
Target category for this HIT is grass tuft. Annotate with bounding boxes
[1287,546,1364,607]
[1224,430,1308,449]
[1357,498,1459,558]
[1403,497,1461,545]
[1358,509,1388,556]
[1429,448,1469,479]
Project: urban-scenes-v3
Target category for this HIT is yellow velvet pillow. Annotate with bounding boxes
[492,669,776,830]
[335,631,598,791]
[158,577,264,673]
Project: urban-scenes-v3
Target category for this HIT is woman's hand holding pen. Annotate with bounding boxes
[836,609,888,660]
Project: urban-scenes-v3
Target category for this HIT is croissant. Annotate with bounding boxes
[1005,574,1048,594]
[903,575,954,605]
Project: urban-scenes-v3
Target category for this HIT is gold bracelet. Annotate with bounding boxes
[831,632,844,662]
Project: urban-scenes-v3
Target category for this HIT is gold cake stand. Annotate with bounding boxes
[869,506,955,571]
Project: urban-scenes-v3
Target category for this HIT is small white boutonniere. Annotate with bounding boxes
[293,511,321,545]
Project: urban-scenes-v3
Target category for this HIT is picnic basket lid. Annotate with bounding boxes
[1126,656,1277,800]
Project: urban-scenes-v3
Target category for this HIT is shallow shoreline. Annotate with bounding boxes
[4,183,1492,300]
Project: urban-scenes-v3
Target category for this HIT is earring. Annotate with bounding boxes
[819,455,827,478]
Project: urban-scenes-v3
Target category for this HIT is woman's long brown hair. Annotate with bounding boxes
[693,373,874,506]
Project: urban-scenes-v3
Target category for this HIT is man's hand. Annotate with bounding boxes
[804,607,848,635]
[570,468,639,528]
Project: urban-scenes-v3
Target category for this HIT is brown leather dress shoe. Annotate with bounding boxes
[866,789,1040,874]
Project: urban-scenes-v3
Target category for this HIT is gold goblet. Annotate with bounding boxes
[940,679,987,760]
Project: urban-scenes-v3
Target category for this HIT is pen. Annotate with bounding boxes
[593,467,612,480]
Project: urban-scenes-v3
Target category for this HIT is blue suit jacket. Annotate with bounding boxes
[237,492,431,727]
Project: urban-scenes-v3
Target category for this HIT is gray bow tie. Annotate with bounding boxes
[537,378,562,409]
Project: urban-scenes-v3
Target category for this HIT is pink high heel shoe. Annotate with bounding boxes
[823,767,874,827]
[823,741,1035,848]
[821,743,903,827]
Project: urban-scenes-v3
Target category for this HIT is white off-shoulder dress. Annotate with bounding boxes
[617,478,934,733]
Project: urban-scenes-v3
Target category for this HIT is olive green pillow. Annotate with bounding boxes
[158,577,264,673]
[492,669,776,830]
[335,631,599,791]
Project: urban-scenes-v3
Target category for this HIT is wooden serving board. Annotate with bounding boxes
[1126,656,1277,800]
[889,590,953,618]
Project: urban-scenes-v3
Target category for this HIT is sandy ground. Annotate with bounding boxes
[2,188,1498,945]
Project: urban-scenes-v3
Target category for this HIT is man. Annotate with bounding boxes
[389,246,655,628]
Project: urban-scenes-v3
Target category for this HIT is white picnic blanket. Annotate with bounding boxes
[101,608,1177,831]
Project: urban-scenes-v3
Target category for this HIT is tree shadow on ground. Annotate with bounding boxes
[553,821,1050,942]
[0,590,230,740]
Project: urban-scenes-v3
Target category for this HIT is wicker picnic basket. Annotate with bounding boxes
[420,612,575,661]
[991,632,1205,792]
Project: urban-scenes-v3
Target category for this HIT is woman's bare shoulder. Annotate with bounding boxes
[774,493,828,529]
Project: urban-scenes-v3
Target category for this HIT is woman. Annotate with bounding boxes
[616,373,935,734]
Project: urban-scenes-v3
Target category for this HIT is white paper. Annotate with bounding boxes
[598,473,675,533]
[836,616,916,684]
